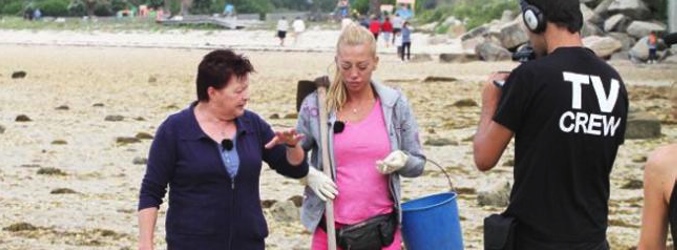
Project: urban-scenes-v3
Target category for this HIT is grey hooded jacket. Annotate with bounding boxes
[295,80,426,232]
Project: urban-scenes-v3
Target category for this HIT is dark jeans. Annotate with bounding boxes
[401,42,411,61]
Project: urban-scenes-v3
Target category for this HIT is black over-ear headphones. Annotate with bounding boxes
[520,0,546,34]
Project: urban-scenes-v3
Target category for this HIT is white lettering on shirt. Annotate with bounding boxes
[559,72,622,137]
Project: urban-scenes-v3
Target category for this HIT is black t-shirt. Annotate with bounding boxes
[494,47,628,247]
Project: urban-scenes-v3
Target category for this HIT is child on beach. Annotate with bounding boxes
[394,31,403,62]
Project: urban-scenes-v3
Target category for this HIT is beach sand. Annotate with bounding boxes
[0,29,676,249]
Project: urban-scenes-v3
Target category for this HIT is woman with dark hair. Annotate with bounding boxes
[137,49,308,250]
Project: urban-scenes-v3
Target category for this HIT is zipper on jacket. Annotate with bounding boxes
[228,178,235,249]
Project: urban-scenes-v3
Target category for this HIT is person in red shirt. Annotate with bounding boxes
[369,15,381,41]
[381,16,394,47]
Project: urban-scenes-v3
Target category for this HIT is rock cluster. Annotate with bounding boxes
[433,0,675,63]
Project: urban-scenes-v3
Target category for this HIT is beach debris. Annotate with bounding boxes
[164,104,179,110]
[261,199,277,209]
[116,137,141,145]
[148,76,157,83]
[452,98,478,108]
[0,125,5,134]
[283,113,298,119]
[3,222,37,232]
[455,186,477,195]
[104,115,124,122]
[15,114,31,122]
[476,41,512,61]
[477,177,511,207]
[621,179,643,190]
[133,157,148,165]
[270,200,300,222]
[424,137,458,146]
[50,188,77,194]
[288,195,303,207]
[134,116,146,121]
[632,155,647,163]
[135,132,153,140]
[427,127,436,134]
[625,111,661,139]
[269,113,280,119]
[37,167,66,176]
[51,139,68,145]
[55,105,69,110]
[423,76,458,82]
[502,159,514,167]
[11,71,27,79]
[439,53,477,63]
[92,103,105,107]
[410,54,433,63]
[19,164,41,168]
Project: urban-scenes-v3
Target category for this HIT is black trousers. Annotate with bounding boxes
[401,42,411,60]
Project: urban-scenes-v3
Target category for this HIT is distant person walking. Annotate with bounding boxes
[277,17,289,46]
[381,16,393,47]
[648,31,658,64]
[292,16,306,45]
[391,13,404,44]
[400,22,412,61]
[369,15,380,41]
[394,31,404,62]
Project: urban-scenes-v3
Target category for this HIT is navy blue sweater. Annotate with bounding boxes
[138,104,308,249]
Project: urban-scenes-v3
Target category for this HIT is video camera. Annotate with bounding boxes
[512,43,536,63]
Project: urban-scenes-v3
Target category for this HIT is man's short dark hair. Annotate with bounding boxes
[525,0,583,33]
[196,49,254,102]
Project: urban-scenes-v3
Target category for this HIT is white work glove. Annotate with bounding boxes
[301,167,338,201]
[376,150,409,174]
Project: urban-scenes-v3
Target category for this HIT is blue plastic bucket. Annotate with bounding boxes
[401,192,464,250]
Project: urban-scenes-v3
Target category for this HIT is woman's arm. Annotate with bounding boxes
[138,207,158,250]
[394,95,426,177]
[638,147,672,250]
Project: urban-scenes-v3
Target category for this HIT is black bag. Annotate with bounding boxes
[484,214,517,250]
[336,212,397,250]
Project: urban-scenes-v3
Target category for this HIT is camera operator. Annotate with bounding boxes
[473,0,629,249]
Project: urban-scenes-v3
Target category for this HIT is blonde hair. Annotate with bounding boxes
[326,22,377,113]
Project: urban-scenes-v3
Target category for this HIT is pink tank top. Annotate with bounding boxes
[333,99,393,224]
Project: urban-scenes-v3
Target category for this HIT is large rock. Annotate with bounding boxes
[607,0,651,20]
[583,36,623,58]
[500,10,516,23]
[461,36,486,52]
[581,21,604,37]
[580,3,598,23]
[626,21,667,39]
[477,177,511,207]
[460,25,488,42]
[475,41,512,61]
[629,36,651,61]
[593,0,615,17]
[663,54,677,64]
[625,111,661,139]
[604,14,631,32]
[439,53,477,63]
[497,18,529,50]
[607,32,636,51]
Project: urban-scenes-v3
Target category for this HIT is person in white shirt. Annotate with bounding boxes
[292,16,306,45]
[276,17,289,46]
[391,13,404,44]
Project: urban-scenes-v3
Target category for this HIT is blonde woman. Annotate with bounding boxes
[296,22,426,250]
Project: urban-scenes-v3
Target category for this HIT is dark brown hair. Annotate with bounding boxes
[196,49,254,102]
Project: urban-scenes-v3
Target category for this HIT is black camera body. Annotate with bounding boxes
[512,44,536,63]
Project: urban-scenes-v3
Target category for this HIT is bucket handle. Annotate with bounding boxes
[425,159,455,192]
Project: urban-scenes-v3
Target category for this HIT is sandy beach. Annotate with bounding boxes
[1,28,676,249]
